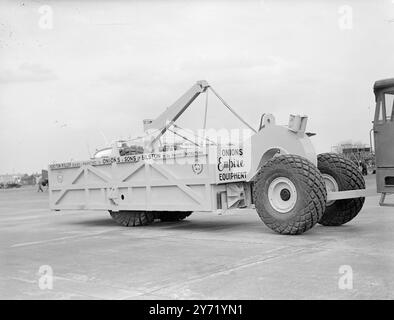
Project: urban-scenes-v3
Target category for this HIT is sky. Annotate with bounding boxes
[0,0,394,174]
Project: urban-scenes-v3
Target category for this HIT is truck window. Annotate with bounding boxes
[384,93,394,121]
[376,99,384,122]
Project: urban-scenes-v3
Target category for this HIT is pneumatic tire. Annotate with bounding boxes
[159,211,192,222]
[254,155,327,235]
[317,153,365,226]
[109,210,154,226]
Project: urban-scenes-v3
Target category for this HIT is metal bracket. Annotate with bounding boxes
[379,193,394,207]
[259,113,276,131]
[108,187,119,205]
[327,189,369,201]
[288,115,308,133]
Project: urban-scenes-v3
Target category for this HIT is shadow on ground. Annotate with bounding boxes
[63,212,362,239]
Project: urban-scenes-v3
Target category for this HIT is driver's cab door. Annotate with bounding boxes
[374,89,394,167]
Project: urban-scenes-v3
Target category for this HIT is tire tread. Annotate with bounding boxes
[317,153,365,226]
[254,154,327,235]
[109,211,154,227]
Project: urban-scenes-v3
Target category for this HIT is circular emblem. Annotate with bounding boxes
[192,163,203,175]
[57,174,63,183]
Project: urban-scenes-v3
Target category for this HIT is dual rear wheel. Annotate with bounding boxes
[253,153,365,235]
[109,210,192,227]
[317,153,365,226]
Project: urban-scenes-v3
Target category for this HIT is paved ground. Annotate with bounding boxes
[0,175,393,299]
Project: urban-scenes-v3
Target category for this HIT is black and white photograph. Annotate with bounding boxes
[0,0,393,305]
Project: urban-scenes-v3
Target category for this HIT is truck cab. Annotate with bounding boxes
[373,78,394,200]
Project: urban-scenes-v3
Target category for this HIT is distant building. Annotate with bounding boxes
[20,174,37,186]
[0,174,22,184]
[0,173,42,187]
[332,143,375,173]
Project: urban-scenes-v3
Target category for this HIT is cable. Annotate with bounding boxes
[209,87,257,133]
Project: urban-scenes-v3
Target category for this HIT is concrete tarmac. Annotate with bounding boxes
[0,175,393,299]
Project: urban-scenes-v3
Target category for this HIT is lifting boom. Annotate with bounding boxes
[144,80,257,149]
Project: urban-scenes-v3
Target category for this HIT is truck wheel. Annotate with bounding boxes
[109,210,154,226]
[254,155,327,235]
[159,211,192,222]
[317,153,365,226]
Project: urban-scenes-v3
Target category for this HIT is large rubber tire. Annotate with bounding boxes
[254,154,327,235]
[159,211,192,222]
[109,210,154,227]
[317,153,365,226]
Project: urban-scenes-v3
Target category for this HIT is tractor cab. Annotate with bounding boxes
[373,78,394,205]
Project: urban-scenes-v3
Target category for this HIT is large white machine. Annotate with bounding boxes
[49,81,367,234]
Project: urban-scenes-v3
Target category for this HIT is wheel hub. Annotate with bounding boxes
[268,177,297,213]
[322,174,339,206]
[280,188,291,201]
